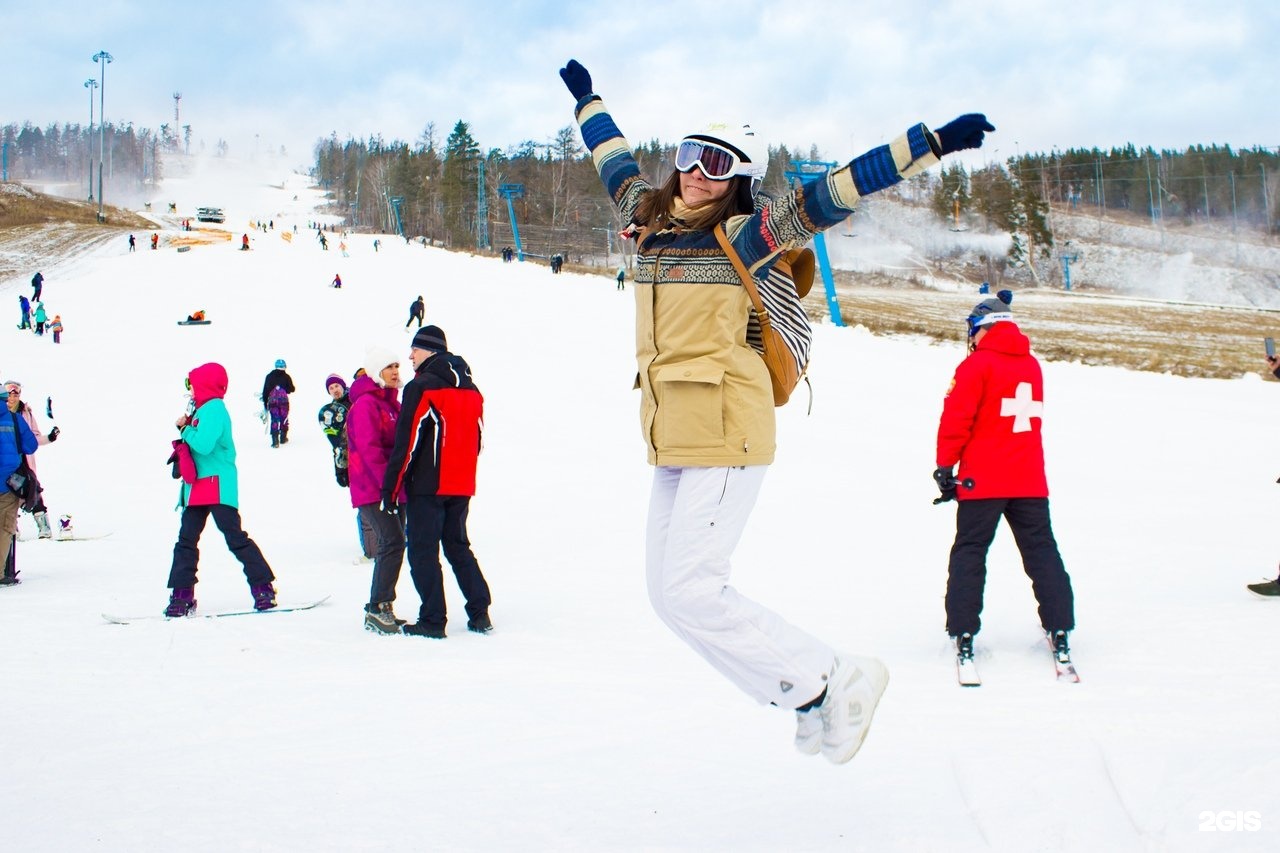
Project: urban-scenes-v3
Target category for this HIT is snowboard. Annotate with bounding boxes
[102,595,330,625]
[19,532,114,543]
[177,319,212,326]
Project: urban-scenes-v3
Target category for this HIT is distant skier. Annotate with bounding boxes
[150,233,159,250]
[241,234,250,251]
[128,234,136,252]
[616,265,626,290]
[32,302,47,336]
[49,315,63,344]
[17,296,30,330]
[262,359,296,448]
[30,272,43,301]
[332,273,343,289]
[373,239,381,253]
[405,295,424,329]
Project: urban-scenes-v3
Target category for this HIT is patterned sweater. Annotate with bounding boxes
[574,95,942,467]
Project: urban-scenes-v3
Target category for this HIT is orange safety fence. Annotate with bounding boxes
[169,228,234,248]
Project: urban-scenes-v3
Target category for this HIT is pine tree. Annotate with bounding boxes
[442,120,481,247]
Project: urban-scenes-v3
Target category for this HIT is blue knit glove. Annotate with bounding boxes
[559,59,593,101]
[934,114,995,156]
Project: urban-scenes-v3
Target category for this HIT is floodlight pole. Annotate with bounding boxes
[92,50,113,221]
[786,160,844,327]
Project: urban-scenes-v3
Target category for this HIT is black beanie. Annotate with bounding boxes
[412,325,447,352]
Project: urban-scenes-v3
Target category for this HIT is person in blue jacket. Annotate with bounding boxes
[17,295,31,330]
[165,363,277,616]
[1,386,38,586]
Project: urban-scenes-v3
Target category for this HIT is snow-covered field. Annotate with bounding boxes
[1,156,1278,852]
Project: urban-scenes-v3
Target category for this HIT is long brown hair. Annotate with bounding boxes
[633,172,754,235]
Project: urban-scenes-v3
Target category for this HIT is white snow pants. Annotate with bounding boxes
[645,465,835,709]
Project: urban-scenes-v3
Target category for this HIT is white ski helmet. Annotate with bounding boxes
[681,121,768,191]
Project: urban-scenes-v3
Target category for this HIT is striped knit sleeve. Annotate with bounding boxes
[726,123,941,273]
[573,96,651,223]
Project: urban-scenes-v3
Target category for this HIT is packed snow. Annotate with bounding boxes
[1,155,1277,852]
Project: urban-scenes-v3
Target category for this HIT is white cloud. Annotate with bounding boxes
[3,0,1276,171]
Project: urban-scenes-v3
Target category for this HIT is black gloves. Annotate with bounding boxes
[934,114,995,156]
[47,426,60,442]
[380,496,399,516]
[932,466,957,505]
[559,59,593,101]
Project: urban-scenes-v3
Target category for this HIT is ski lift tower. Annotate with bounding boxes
[1058,241,1080,291]
[499,183,526,261]
[785,160,844,327]
[389,195,405,239]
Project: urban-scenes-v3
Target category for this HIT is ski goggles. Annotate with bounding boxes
[674,138,765,182]
[965,312,1012,337]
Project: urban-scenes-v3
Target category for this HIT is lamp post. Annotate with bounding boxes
[84,78,97,201]
[92,50,112,221]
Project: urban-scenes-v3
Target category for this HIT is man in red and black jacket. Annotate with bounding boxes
[933,291,1075,657]
[382,325,492,638]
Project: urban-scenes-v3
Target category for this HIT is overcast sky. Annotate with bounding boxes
[6,0,1277,169]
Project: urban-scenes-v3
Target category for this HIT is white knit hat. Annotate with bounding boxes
[363,347,399,387]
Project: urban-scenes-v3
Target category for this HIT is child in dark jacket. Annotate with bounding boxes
[262,360,296,447]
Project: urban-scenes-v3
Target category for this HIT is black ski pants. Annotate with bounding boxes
[405,494,491,627]
[357,503,406,606]
[944,497,1074,637]
[167,504,274,589]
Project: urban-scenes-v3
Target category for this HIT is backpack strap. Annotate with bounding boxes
[711,224,770,332]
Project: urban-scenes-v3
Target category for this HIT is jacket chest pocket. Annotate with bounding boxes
[654,362,725,449]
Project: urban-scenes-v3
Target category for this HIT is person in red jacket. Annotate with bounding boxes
[933,290,1075,661]
[383,325,492,638]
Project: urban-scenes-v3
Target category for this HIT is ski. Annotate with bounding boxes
[955,634,981,687]
[102,596,330,625]
[956,653,981,687]
[1048,632,1080,683]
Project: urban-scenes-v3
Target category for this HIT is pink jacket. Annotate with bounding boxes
[345,374,401,507]
[16,404,49,476]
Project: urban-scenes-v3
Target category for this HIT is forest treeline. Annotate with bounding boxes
[313,123,1280,271]
[1,120,217,192]
[5,115,1277,273]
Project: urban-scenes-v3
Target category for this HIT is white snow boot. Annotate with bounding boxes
[33,512,52,539]
[819,655,890,765]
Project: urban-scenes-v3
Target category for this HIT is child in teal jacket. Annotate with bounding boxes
[165,362,277,616]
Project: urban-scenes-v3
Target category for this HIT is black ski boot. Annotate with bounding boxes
[1,539,19,586]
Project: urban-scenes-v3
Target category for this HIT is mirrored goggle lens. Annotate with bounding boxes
[184,378,191,390]
[674,140,739,180]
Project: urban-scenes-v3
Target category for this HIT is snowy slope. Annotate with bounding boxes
[1,155,1277,853]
